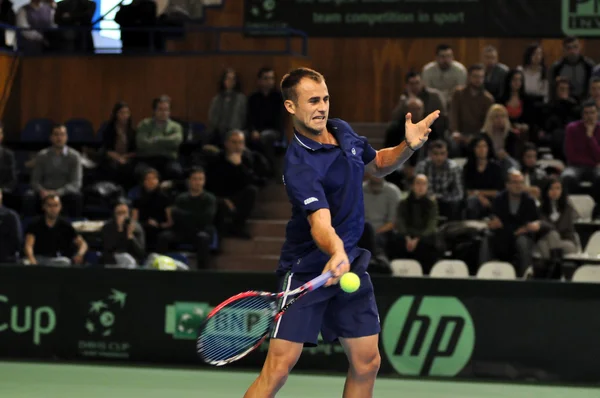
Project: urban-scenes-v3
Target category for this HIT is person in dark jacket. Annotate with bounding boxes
[0,189,22,263]
[115,0,160,53]
[102,200,145,267]
[54,0,95,53]
[549,36,595,102]
[101,101,137,188]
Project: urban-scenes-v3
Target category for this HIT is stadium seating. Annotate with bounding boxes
[389,259,423,277]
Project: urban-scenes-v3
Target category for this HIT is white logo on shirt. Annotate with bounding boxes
[304,197,318,205]
[352,148,356,155]
[282,175,285,185]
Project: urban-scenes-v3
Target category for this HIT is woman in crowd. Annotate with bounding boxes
[207,67,247,147]
[480,104,519,172]
[498,69,535,144]
[101,101,137,188]
[518,43,548,103]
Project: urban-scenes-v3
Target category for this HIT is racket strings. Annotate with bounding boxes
[198,295,275,364]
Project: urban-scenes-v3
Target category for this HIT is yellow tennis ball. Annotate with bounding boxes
[340,272,360,293]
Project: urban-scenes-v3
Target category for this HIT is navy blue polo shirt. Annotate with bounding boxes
[278,118,377,275]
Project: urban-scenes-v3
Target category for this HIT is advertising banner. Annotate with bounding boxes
[244,0,589,38]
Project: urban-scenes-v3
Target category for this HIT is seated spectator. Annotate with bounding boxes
[25,124,83,217]
[482,45,509,101]
[359,174,402,257]
[0,123,17,210]
[24,194,88,266]
[206,130,262,238]
[115,0,159,53]
[498,69,535,142]
[0,189,22,263]
[135,95,183,181]
[518,43,549,104]
[485,170,540,276]
[54,0,95,53]
[158,167,216,270]
[102,200,145,268]
[101,101,137,188]
[415,140,463,221]
[131,168,171,250]
[562,100,600,204]
[541,77,580,160]
[391,71,447,141]
[246,67,284,171]
[480,104,519,172]
[208,68,247,147]
[449,64,494,157]
[16,0,56,54]
[537,177,578,260]
[422,43,467,104]
[463,135,504,220]
[390,174,439,274]
[520,143,547,200]
[550,36,594,102]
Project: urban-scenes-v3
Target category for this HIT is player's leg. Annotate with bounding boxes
[339,334,381,398]
[243,338,303,398]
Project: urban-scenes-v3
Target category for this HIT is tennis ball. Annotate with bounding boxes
[340,272,360,293]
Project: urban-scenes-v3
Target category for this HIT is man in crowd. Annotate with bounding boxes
[550,36,594,102]
[482,45,509,101]
[136,95,184,181]
[422,43,467,104]
[158,167,217,269]
[0,189,22,263]
[0,123,17,209]
[27,124,83,217]
[131,168,171,250]
[520,143,548,201]
[450,64,495,157]
[415,140,463,221]
[24,194,88,266]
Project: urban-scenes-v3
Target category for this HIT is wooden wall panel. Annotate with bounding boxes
[0,53,18,121]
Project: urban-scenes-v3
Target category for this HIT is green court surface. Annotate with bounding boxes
[1,362,599,398]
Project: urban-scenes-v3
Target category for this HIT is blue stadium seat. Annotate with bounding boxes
[21,118,54,142]
[127,186,142,201]
[65,118,95,144]
[165,252,189,265]
[84,251,102,266]
[96,121,109,143]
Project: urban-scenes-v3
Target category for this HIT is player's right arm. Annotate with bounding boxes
[308,209,350,286]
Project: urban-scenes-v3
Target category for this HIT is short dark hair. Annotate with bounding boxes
[468,64,485,74]
[257,66,274,79]
[429,139,447,151]
[114,198,131,208]
[225,129,244,141]
[189,166,205,177]
[522,142,537,155]
[142,168,160,182]
[280,67,325,102]
[52,123,66,132]
[563,36,578,46]
[152,95,171,111]
[436,44,451,55]
[581,99,597,110]
[555,76,570,86]
[405,71,421,83]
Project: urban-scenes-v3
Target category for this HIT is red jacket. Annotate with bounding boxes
[565,121,600,167]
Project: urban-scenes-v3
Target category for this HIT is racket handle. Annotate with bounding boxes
[307,271,333,291]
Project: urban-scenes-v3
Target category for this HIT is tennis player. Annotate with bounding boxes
[244,68,439,397]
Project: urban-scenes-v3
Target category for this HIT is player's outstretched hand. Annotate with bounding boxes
[322,251,350,287]
[405,110,440,150]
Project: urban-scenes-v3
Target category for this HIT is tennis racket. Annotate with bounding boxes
[196,268,338,366]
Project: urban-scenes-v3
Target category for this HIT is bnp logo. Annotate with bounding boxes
[563,0,600,36]
[165,302,212,340]
[382,296,475,377]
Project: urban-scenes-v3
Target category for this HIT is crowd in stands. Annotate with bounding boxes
[0,65,283,270]
[365,38,600,278]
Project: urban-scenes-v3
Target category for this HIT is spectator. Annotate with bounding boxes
[463,135,504,220]
[101,101,137,188]
[135,95,183,181]
[518,43,549,103]
[16,0,56,54]
[208,68,247,147]
[24,194,88,266]
[391,174,439,274]
[482,45,509,101]
[498,69,535,140]
[562,100,600,204]
[449,64,494,157]
[537,177,578,260]
[391,71,447,140]
[131,168,171,250]
[0,0,16,49]
[541,77,580,160]
[520,143,547,200]
[588,76,600,117]
[206,130,262,238]
[415,140,463,221]
[485,170,540,276]
[0,122,17,209]
[360,174,402,257]
[246,67,284,170]
[549,36,594,102]
[158,167,217,270]
[54,0,96,53]
[0,189,22,263]
[102,200,145,267]
[115,0,159,53]
[422,44,467,104]
[480,104,519,172]
[26,124,83,217]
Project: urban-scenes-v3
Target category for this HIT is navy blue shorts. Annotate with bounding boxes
[271,255,381,346]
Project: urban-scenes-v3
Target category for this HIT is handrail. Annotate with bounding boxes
[0,23,309,57]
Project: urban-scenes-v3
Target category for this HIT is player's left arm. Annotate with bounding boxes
[365,110,440,177]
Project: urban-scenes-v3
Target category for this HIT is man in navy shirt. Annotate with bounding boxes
[244,68,439,398]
